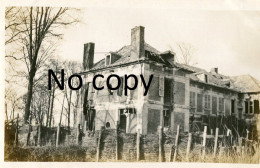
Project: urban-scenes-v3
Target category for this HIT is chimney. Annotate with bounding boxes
[210,67,218,74]
[83,43,95,71]
[131,26,145,58]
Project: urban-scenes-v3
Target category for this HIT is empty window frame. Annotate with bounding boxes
[175,82,186,105]
[218,98,224,113]
[163,109,171,127]
[197,93,203,112]
[231,99,235,114]
[149,76,160,101]
[250,101,253,113]
[245,101,249,114]
[212,96,217,114]
[106,55,111,66]
[204,95,211,109]
[190,92,196,113]
[204,95,211,114]
[254,100,259,114]
[125,108,136,114]
[205,74,208,83]
[164,78,172,104]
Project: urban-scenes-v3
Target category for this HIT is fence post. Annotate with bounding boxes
[246,129,249,140]
[26,115,32,146]
[26,124,31,146]
[186,133,192,161]
[136,129,141,161]
[173,125,180,162]
[14,114,19,146]
[116,123,119,161]
[76,124,80,145]
[213,127,219,157]
[201,126,207,160]
[238,136,242,154]
[168,128,174,162]
[56,123,61,147]
[96,126,104,162]
[37,124,42,146]
[66,134,69,145]
[158,126,163,162]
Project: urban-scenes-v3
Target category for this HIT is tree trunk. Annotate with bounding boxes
[67,90,72,132]
[46,90,51,126]
[26,124,31,146]
[73,91,80,128]
[5,103,8,122]
[48,85,55,127]
[59,93,66,125]
[24,74,34,123]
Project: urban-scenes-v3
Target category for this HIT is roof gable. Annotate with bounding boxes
[231,75,260,93]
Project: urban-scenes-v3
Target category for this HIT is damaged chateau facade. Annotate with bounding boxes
[79,26,260,138]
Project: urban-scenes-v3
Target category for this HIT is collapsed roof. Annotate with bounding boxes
[82,26,260,94]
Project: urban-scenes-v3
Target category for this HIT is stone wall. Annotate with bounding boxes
[17,125,75,147]
[80,128,177,162]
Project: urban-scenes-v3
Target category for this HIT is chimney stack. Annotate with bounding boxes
[131,26,145,58]
[83,43,95,71]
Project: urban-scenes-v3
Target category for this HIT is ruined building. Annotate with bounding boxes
[79,26,260,138]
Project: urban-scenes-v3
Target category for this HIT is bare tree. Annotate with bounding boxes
[171,42,197,66]
[5,7,80,124]
[63,61,80,131]
[5,7,23,46]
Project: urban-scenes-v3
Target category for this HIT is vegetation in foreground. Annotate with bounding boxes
[5,145,89,162]
[5,144,259,163]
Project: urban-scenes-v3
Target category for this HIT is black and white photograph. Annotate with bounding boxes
[2,0,260,166]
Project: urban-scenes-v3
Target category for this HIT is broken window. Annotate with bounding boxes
[119,108,136,133]
[218,98,224,112]
[126,108,136,114]
[254,100,259,114]
[175,82,185,105]
[159,76,164,97]
[204,95,211,109]
[197,93,203,112]
[164,78,172,104]
[245,101,249,114]
[190,92,196,113]
[212,96,217,114]
[149,76,160,101]
[163,109,171,127]
[250,101,253,113]
[204,95,211,114]
[225,100,231,115]
[231,99,235,114]
[205,74,208,83]
[106,55,111,66]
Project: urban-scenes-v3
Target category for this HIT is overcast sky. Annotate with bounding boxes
[55,2,260,80]
[1,0,260,128]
